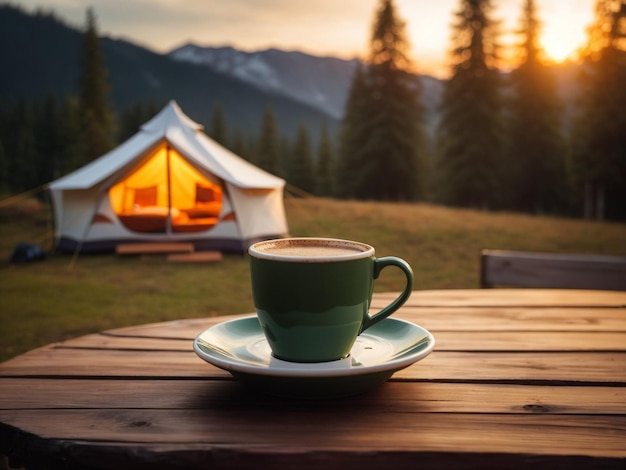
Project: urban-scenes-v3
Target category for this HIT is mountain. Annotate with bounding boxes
[168,44,446,130]
[0,5,580,145]
[169,44,358,120]
[0,5,339,142]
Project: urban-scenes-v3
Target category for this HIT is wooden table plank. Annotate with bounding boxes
[432,331,626,351]
[1,409,624,459]
[42,330,626,352]
[2,380,625,415]
[92,307,626,343]
[374,289,626,307]
[102,318,220,339]
[49,334,193,351]
[2,348,624,384]
[103,306,626,341]
[0,349,227,378]
[401,307,626,332]
[395,351,626,384]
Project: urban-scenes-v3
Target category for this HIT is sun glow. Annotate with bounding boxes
[541,27,584,63]
[538,5,592,64]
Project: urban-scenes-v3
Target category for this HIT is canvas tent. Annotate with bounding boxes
[48,100,289,253]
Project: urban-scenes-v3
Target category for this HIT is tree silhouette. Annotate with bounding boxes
[256,106,281,176]
[53,97,83,176]
[338,0,426,201]
[231,128,246,160]
[77,7,116,163]
[506,0,567,214]
[571,0,626,220]
[35,93,63,184]
[118,101,159,144]
[288,124,316,193]
[209,103,228,147]
[437,0,504,209]
[337,64,371,198]
[316,122,335,196]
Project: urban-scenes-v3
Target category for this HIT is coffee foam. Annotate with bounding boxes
[250,238,373,262]
[261,244,361,257]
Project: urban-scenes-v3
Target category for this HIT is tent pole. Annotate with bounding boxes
[166,144,173,235]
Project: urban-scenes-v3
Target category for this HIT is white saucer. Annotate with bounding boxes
[194,316,435,398]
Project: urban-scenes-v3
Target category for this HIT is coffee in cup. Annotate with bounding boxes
[248,237,413,363]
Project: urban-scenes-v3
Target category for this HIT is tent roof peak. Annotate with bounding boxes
[48,100,285,191]
[141,100,204,134]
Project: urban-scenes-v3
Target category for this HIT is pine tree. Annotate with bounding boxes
[245,134,258,165]
[210,103,228,147]
[288,124,316,194]
[316,122,335,196]
[506,0,567,214]
[279,137,291,179]
[0,103,8,192]
[12,101,38,192]
[78,7,116,163]
[3,99,37,192]
[571,0,626,220]
[231,128,246,159]
[0,138,7,193]
[437,0,504,209]
[337,63,372,198]
[256,106,281,176]
[35,93,63,184]
[338,0,426,201]
[118,102,156,143]
[58,96,85,175]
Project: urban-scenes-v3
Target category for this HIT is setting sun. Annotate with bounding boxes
[538,5,592,63]
[541,28,583,62]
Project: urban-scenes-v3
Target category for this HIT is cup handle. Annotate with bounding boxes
[361,257,414,332]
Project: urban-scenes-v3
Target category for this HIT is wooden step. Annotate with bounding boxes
[167,251,223,263]
[116,243,195,255]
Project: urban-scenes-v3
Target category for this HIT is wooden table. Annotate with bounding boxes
[1,289,625,469]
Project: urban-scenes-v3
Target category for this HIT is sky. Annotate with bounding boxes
[17,0,598,78]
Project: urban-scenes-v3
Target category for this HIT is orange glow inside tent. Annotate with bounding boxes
[108,144,223,233]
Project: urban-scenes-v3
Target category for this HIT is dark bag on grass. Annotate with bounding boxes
[10,242,46,264]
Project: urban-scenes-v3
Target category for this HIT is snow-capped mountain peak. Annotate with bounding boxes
[168,44,357,119]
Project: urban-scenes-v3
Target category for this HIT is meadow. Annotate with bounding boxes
[1,196,626,363]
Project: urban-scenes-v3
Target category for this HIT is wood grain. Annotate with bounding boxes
[28,330,626,352]
[2,348,624,384]
[1,409,624,458]
[1,380,625,415]
[373,289,626,307]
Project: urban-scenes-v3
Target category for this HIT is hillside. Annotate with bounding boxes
[0,5,339,141]
[0,5,583,144]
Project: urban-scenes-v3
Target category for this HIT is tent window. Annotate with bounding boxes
[109,144,223,234]
[196,183,217,203]
[133,186,157,207]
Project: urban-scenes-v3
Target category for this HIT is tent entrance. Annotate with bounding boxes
[109,143,223,234]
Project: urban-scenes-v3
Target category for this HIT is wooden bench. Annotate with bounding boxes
[116,243,195,256]
[480,249,626,291]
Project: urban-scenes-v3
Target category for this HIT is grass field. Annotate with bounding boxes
[1,196,625,363]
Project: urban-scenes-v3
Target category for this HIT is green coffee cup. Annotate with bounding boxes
[248,237,414,363]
